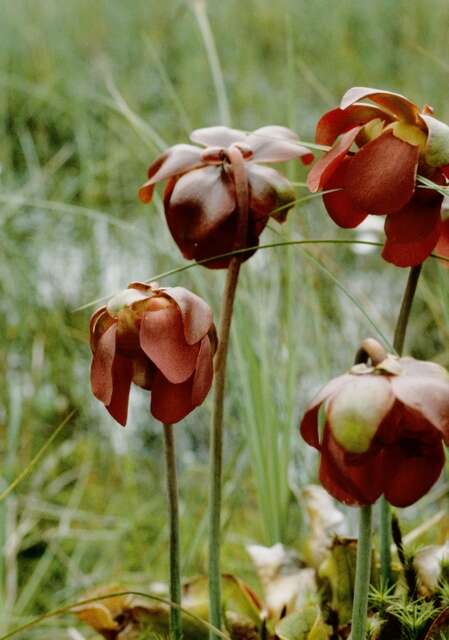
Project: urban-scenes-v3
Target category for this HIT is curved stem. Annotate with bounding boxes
[380,264,422,586]
[163,423,182,640]
[351,505,373,640]
[208,148,249,638]
[392,265,422,355]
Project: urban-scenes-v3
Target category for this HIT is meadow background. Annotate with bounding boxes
[1,0,449,636]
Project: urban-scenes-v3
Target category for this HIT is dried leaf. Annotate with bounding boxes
[414,543,449,596]
[246,543,316,618]
[301,485,346,569]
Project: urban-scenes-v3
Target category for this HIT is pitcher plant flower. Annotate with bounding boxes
[308,87,449,267]
[90,281,216,640]
[300,338,449,508]
[90,282,216,425]
[139,125,313,268]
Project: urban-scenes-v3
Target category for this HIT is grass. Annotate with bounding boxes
[2,0,449,636]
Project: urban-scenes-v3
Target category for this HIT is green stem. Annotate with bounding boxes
[163,424,182,640]
[380,263,422,586]
[208,147,249,638]
[351,505,373,640]
[392,264,422,355]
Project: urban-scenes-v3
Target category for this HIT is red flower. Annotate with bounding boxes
[90,282,216,425]
[308,87,449,267]
[139,126,313,268]
[300,339,449,507]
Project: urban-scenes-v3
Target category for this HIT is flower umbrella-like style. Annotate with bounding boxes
[308,87,449,267]
[139,125,313,268]
[90,282,216,425]
[300,338,449,508]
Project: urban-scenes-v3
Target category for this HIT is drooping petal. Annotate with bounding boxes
[89,307,113,351]
[138,144,204,203]
[316,104,393,146]
[150,370,194,423]
[391,358,449,440]
[163,287,213,344]
[165,165,236,242]
[321,158,368,228]
[319,429,384,506]
[382,194,442,267]
[383,413,445,507]
[340,87,422,124]
[422,115,449,167]
[247,126,314,164]
[91,323,117,405]
[106,355,133,426]
[307,127,361,192]
[191,336,214,406]
[140,304,200,384]
[190,126,248,148]
[247,164,296,223]
[344,131,419,214]
[299,374,353,449]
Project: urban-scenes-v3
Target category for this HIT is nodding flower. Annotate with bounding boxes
[308,87,449,267]
[139,125,313,268]
[90,282,216,425]
[300,338,449,507]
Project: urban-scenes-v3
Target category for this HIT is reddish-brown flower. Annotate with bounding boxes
[139,126,313,268]
[90,282,216,425]
[300,339,449,507]
[308,87,449,267]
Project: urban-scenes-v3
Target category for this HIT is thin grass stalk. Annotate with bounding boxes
[351,505,373,640]
[191,0,231,126]
[379,263,422,585]
[163,423,182,640]
[208,147,249,637]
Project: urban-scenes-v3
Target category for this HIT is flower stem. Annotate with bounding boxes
[380,263,422,586]
[163,423,182,640]
[351,505,373,640]
[208,147,249,638]
[392,264,422,355]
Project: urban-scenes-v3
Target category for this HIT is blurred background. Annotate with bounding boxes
[1,0,449,636]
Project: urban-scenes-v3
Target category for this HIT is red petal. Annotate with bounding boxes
[307,127,361,192]
[140,305,200,384]
[344,131,419,214]
[382,195,442,267]
[163,287,213,345]
[107,355,133,426]
[150,370,194,423]
[139,144,204,203]
[316,105,393,146]
[299,374,353,449]
[166,166,236,242]
[340,87,421,124]
[247,126,314,164]
[322,158,368,228]
[383,414,445,507]
[191,336,214,406]
[319,429,384,506]
[190,126,248,147]
[434,218,449,266]
[89,307,113,351]
[391,358,449,440]
[90,323,117,405]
